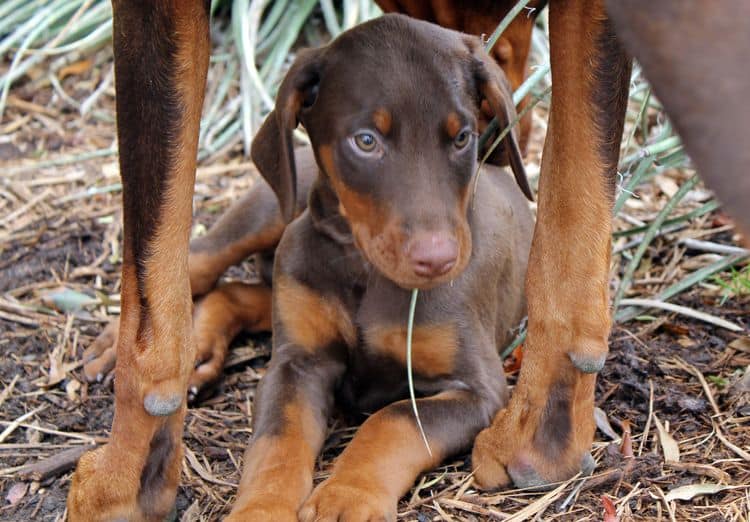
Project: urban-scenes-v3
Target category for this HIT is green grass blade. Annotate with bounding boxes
[484,0,532,53]
[613,174,700,309]
[406,289,432,457]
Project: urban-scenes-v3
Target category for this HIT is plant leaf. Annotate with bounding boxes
[654,414,680,462]
[594,407,619,441]
[664,483,731,502]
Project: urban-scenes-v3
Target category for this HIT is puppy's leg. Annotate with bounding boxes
[300,390,493,522]
[189,170,313,295]
[188,282,272,395]
[67,1,209,520]
[82,317,119,382]
[225,346,345,521]
[472,0,631,489]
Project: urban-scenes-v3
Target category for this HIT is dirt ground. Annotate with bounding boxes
[1,44,749,522]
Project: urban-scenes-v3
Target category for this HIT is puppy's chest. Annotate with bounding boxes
[352,287,460,376]
[334,282,469,414]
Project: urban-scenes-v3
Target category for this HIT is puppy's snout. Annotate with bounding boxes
[406,233,458,278]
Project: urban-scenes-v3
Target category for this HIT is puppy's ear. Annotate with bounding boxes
[467,39,534,201]
[251,48,322,222]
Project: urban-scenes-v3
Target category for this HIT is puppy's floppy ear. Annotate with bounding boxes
[251,48,322,222]
[467,39,534,201]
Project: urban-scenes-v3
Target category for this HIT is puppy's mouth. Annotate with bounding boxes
[349,222,472,290]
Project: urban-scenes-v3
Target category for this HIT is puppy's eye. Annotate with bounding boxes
[354,132,377,152]
[454,129,471,149]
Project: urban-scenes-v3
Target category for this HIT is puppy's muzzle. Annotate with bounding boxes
[405,231,459,279]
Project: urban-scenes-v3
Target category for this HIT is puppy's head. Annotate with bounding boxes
[252,14,531,290]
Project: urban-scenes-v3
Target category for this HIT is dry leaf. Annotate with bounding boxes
[5,482,28,506]
[26,421,41,444]
[58,59,93,80]
[732,367,750,395]
[654,415,680,462]
[728,337,750,354]
[66,379,81,402]
[594,407,619,440]
[601,495,618,522]
[664,483,731,502]
[47,349,66,387]
[655,175,679,197]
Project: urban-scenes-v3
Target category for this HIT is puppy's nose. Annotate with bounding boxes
[407,233,458,278]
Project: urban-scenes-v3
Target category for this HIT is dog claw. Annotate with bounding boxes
[568,351,606,374]
[507,459,549,490]
[96,373,103,383]
[164,506,178,522]
[506,452,596,491]
[187,386,199,403]
[580,452,596,476]
[143,393,182,417]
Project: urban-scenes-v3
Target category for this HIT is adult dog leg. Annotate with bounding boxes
[67,1,209,519]
[472,0,631,489]
[83,182,290,382]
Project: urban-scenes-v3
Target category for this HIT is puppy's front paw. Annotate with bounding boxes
[299,479,395,522]
[225,505,298,522]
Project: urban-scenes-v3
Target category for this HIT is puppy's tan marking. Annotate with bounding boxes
[275,276,356,350]
[318,144,389,238]
[444,111,462,139]
[365,323,457,377]
[229,401,323,519]
[373,108,392,135]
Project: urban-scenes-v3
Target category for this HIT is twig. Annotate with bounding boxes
[17,444,96,481]
[619,298,743,332]
[638,379,654,456]
[0,405,47,444]
[0,374,19,409]
[0,420,98,444]
[713,423,750,462]
[679,238,748,256]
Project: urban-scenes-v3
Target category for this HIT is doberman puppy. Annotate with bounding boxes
[67,0,750,520]
[71,13,535,521]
